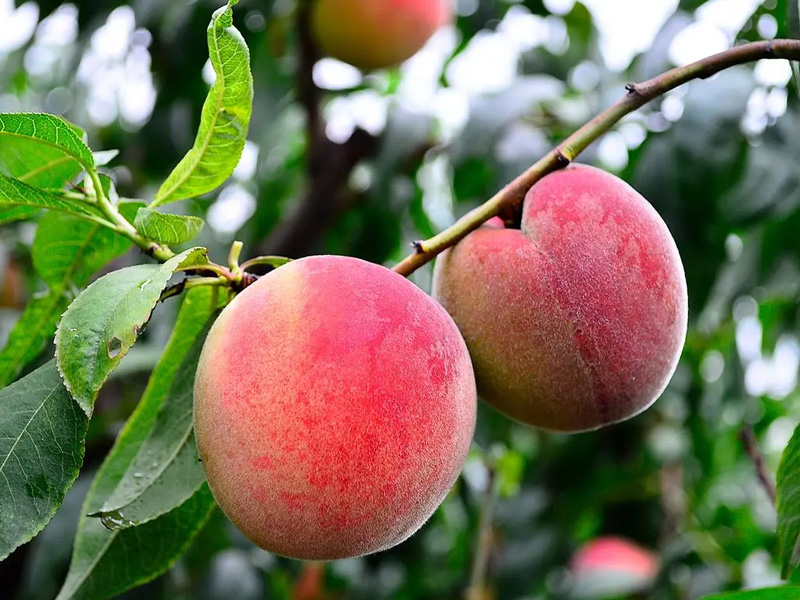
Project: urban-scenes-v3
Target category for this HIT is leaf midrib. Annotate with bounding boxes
[102,406,195,514]
[0,129,92,171]
[0,386,58,476]
[19,155,76,184]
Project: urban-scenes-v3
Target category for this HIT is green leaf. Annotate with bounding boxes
[701,587,800,599]
[0,361,89,561]
[0,294,70,389]
[0,174,104,222]
[55,247,208,416]
[90,313,216,529]
[0,205,40,225]
[82,173,115,203]
[33,207,137,289]
[0,113,94,189]
[56,288,222,600]
[777,422,800,577]
[133,208,204,245]
[0,209,137,388]
[58,490,214,600]
[151,2,253,206]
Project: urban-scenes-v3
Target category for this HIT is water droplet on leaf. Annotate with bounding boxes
[107,337,123,359]
[99,510,134,530]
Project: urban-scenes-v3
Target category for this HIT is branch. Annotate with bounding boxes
[159,276,228,302]
[465,466,498,600]
[392,39,800,277]
[239,255,292,272]
[259,129,377,257]
[256,3,379,259]
[740,426,776,506]
[87,169,176,263]
[297,1,324,169]
[85,169,270,297]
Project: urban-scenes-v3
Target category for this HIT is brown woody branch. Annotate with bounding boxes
[258,2,378,259]
[740,426,776,506]
[392,39,800,277]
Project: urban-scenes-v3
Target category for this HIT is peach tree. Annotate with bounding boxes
[2,1,800,599]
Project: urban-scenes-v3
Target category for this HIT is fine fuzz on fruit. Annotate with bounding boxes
[311,0,450,71]
[433,164,688,432]
[194,255,476,560]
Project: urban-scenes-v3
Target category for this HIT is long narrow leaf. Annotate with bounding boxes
[702,587,800,599]
[56,288,223,600]
[0,293,69,388]
[151,1,253,206]
[91,313,217,528]
[0,209,137,388]
[0,175,103,221]
[778,422,800,576]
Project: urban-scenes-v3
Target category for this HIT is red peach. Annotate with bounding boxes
[570,537,660,598]
[433,164,688,432]
[194,255,476,560]
[311,0,450,71]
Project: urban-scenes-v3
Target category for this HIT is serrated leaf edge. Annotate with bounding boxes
[54,248,208,416]
[0,366,88,561]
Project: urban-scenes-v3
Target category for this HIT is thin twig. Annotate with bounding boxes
[740,426,776,506]
[466,466,498,600]
[159,276,227,302]
[392,39,800,277]
[87,168,176,262]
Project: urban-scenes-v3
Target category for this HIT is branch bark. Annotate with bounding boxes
[740,426,777,506]
[259,129,377,257]
[297,0,323,169]
[258,2,378,259]
[465,467,497,600]
[392,39,800,277]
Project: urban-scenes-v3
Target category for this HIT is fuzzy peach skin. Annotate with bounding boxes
[433,165,688,432]
[194,255,476,560]
[311,0,450,71]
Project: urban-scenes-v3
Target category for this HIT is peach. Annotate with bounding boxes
[194,255,476,560]
[433,165,688,432]
[570,537,660,596]
[311,0,450,71]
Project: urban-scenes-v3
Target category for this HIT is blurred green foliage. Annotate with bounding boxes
[1,0,800,598]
